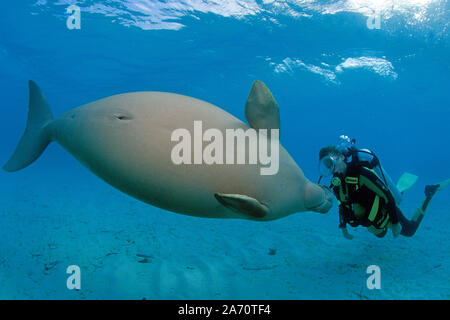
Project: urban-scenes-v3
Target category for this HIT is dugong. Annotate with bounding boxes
[4,80,333,221]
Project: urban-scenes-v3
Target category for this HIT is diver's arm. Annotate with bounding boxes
[389,222,401,238]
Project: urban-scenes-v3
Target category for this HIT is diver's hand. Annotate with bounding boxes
[341,227,354,240]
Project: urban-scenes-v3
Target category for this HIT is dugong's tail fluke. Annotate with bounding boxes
[3,80,53,172]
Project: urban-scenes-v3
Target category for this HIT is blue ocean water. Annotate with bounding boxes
[0,1,449,299]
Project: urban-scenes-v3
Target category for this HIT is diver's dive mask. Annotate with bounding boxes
[319,155,337,177]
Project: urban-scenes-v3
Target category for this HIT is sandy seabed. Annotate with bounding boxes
[0,161,448,300]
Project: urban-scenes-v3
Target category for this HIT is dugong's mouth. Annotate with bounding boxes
[308,185,333,214]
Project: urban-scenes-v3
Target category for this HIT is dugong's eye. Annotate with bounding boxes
[114,113,133,121]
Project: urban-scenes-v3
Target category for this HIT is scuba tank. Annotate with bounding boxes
[337,135,403,205]
[336,135,356,155]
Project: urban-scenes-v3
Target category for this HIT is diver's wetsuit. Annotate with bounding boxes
[332,150,437,238]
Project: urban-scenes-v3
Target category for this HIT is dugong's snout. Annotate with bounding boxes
[313,185,333,213]
[304,183,334,214]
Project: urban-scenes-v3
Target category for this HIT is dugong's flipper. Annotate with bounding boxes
[3,81,53,172]
[214,193,270,218]
[245,80,280,132]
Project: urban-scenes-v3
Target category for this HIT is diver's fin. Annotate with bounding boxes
[423,178,449,199]
[396,172,418,194]
[437,178,450,191]
[3,81,53,172]
[409,179,449,226]
[416,179,450,219]
[214,193,269,218]
[245,80,280,132]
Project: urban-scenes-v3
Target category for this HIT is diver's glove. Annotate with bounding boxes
[341,227,354,240]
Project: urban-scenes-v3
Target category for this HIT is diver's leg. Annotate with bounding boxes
[413,184,439,219]
[396,208,416,237]
[398,184,439,237]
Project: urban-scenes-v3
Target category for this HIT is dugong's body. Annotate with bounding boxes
[4,81,333,221]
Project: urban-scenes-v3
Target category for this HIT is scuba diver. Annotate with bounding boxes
[318,136,449,239]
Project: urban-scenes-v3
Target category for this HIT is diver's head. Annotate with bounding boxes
[318,145,347,177]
